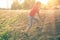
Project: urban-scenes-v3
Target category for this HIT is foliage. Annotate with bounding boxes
[11,0,35,9]
[0,30,11,40]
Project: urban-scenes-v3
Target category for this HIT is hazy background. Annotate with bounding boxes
[0,0,60,9]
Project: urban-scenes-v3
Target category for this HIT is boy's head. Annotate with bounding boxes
[36,1,41,7]
[36,1,40,4]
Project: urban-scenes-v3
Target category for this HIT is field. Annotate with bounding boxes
[0,9,60,40]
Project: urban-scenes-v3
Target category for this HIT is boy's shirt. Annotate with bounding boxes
[29,4,39,17]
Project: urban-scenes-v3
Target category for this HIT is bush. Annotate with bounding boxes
[0,30,11,40]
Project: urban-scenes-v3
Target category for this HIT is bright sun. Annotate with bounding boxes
[36,0,48,4]
[40,0,48,4]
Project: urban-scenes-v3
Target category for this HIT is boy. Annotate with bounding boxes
[25,2,40,33]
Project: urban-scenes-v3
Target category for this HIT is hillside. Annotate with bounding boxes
[0,9,60,40]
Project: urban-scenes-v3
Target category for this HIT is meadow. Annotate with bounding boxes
[0,9,60,40]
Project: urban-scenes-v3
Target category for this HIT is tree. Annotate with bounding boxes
[11,0,35,9]
[23,0,35,9]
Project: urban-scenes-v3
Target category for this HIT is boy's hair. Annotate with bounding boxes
[36,1,40,4]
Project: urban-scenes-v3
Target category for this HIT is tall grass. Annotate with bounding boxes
[0,10,46,40]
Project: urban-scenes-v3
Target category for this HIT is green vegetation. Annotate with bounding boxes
[0,30,11,40]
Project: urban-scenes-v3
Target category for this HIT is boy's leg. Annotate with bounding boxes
[27,17,39,31]
[29,16,32,27]
[33,17,41,28]
[25,16,32,33]
[33,17,39,25]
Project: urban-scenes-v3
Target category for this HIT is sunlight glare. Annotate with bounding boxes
[36,0,48,4]
[0,0,13,9]
[40,0,48,4]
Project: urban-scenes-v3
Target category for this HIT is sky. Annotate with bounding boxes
[0,0,25,9]
[0,0,48,9]
[0,0,13,9]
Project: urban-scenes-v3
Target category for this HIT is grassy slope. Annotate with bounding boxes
[0,10,60,40]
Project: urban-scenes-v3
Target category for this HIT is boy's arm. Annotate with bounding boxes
[37,10,40,18]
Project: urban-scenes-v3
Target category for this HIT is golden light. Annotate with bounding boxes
[39,0,48,4]
[36,0,48,4]
[18,0,24,4]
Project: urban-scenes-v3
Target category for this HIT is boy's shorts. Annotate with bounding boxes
[28,16,39,27]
